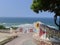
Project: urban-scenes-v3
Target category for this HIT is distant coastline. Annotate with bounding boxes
[0,17,59,30]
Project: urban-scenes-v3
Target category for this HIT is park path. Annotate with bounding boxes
[5,33,37,45]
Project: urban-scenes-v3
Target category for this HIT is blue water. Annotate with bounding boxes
[0,17,59,29]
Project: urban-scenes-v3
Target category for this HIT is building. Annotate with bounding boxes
[17,24,35,33]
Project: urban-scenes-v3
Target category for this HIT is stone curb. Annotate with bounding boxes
[0,36,18,45]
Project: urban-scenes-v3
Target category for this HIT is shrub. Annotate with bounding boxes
[0,25,6,29]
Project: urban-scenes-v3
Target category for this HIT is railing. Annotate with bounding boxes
[40,24,60,39]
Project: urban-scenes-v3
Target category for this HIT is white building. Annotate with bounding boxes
[17,24,35,33]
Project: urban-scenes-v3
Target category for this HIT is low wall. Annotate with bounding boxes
[40,24,60,39]
[33,22,60,45]
[0,30,10,33]
[34,39,60,45]
[0,36,17,45]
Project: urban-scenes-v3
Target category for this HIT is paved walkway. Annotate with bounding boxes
[5,33,37,45]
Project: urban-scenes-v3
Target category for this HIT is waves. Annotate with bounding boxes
[0,17,59,29]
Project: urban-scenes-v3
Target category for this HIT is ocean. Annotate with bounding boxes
[0,17,59,29]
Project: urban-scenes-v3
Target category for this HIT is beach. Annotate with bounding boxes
[0,23,35,45]
[0,32,10,42]
[0,29,18,45]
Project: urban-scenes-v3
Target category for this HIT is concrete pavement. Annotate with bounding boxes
[5,33,37,45]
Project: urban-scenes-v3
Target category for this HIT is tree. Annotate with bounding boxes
[31,0,60,30]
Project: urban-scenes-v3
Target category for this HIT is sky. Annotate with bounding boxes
[0,0,55,18]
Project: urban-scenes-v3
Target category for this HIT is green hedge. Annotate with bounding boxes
[0,25,10,30]
[0,25,6,29]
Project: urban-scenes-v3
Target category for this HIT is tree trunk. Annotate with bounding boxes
[54,15,60,30]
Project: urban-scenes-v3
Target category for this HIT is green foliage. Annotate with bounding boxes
[11,27,18,30]
[0,25,10,30]
[31,0,60,16]
[0,25,6,29]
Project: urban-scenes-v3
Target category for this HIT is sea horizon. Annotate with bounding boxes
[0,17,58,29]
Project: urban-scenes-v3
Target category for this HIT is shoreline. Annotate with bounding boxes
[0,23,58,30]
